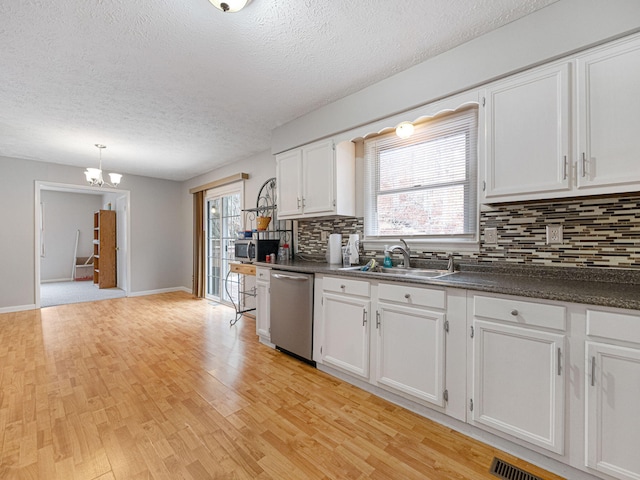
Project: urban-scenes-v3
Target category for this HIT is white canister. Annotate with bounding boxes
[328,233,342,264]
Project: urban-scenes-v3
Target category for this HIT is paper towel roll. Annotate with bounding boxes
[328,234,342,264]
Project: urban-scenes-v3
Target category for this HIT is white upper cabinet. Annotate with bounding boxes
[276,139,355,220]
[274,148,303,217]
[576,35,640,193]
[482,33,640,203]
[483,63,571,202]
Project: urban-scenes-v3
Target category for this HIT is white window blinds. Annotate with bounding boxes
[364,106,478,239]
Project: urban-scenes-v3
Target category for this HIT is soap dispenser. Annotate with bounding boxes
[383,246,393,268]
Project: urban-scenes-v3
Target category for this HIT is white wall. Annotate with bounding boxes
[40,190,103,282]
[272,0,640,153]
[179,150,276,290]
[0,155,186,311]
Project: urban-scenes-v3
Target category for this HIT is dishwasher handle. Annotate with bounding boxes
[272,273,311,282]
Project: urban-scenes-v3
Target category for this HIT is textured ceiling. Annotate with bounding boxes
[0,0,558,181]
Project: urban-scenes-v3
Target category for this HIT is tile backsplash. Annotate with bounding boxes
[296,193,640,269]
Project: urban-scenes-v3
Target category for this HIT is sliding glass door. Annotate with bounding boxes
[205,185,242,304]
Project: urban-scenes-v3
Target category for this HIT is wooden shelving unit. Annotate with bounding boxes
[93,210,116,288]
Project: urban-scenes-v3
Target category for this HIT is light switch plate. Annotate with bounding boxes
[546,225,563,244]
[320,231,328,242]
[485,227,498,246]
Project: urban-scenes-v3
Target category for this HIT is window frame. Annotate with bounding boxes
[363,105,481,252]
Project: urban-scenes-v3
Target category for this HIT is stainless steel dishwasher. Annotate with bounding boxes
[269,270,314,364]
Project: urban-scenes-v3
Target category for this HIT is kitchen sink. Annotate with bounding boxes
[380,267,453,278]
[338,265,456,279]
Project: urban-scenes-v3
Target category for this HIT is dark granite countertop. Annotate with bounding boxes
[254,259,640,310]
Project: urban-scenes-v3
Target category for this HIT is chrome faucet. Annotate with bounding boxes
[388,239,411,268]
[447,253,455,273]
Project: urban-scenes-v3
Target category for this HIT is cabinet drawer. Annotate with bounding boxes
[323,276,370,297]
[474,295,566,331]
[587,309,640,345]
[256,267,270,281]
[378,283,446,309]
[230,263,256,276]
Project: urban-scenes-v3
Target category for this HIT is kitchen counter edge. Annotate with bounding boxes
[253,261,640,311]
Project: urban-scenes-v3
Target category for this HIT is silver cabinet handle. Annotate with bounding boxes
[557,347,562,376]
[362,309,367,326]
[510,309,518,316]
[563,155,568,180]
[591,356,596,387]
[376,311,381,329]
[297,197,301,209]
[302,197,306,207]
[582,152,587,178]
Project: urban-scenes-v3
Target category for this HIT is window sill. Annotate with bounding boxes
[363,238,480,254]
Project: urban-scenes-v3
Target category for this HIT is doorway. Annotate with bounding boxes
[35,181,131,308]
[205,184,242,304]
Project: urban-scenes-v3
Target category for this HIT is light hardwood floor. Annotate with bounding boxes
[0,292,564,479]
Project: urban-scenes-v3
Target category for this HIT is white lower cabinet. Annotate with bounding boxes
[322,292,371,378]
[470,294,566,455]
[320,277,449,405]
[375,283,447,408]
[321,276,371,379]
[585,309,640,480]
[315,276,640,479]
[255,267,271,344]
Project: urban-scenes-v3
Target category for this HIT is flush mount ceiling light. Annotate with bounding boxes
[208,0,250,12]
[84,144,123,188]
[395,121,415,139]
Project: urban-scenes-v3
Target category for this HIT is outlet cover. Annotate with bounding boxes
[546,225,563,245]
[485,227,498,246]
[320,231,328,242]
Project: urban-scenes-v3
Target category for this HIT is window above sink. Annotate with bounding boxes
[362,97,480,253]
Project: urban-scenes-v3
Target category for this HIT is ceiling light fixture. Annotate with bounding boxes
[395,121,415,139]
[208,0,249,13]
[84,144,122,187]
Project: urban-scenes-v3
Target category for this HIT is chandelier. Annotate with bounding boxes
[208,0,250,12]
[84,144,122,187]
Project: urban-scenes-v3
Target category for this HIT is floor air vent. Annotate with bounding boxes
[490,457,543,480]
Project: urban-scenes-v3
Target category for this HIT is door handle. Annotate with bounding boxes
[362,309,367,326]
[272,273,309,281]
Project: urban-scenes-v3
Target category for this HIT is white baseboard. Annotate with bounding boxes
[0,304,37,314]
[41,278,73,283]
[128,286,191,297]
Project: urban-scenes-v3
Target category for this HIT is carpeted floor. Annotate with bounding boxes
[40,280,126,307]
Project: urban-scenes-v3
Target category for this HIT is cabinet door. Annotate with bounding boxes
[576,36,640,191]
[302,140,335,216]
[376,302,446,407]
[472,320,565,454]
[483,63,570,201]
[322,292,370,379]
[276,149,303,218]
[586,342,640,480]
[256,279,270,339]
